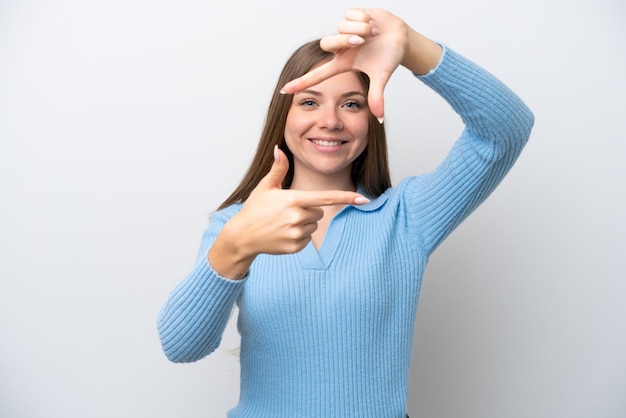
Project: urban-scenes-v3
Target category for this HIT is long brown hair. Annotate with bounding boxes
[218,39,391,210]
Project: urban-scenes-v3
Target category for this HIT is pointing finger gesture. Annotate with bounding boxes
[208,147,369,279]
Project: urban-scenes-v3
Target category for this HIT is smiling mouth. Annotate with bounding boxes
[310,139,347,147]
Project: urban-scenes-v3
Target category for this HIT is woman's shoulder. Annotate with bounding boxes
[388,175,427,198]
[208,203,243,226]
[358,175,426,209]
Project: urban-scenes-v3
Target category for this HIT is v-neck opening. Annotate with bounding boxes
[295,188,388,271]
[297,206,348,270]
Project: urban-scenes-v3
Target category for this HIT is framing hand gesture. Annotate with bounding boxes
[281,8,442,121]
[281,8,409,120]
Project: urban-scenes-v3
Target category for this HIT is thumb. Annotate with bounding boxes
[367,73,389,121]
[259,145,290,189]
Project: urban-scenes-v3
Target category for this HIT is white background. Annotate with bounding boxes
[1,0,624,417]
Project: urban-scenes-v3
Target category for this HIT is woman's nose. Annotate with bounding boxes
[318,107,343,130]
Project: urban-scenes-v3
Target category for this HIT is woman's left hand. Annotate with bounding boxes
[281,8,443,121]
[281,8,409,120]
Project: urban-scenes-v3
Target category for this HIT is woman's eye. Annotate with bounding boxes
[344,100,361,110]
[300,99,317,107]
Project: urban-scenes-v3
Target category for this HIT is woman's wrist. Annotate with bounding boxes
[401,28,443,76]
[208,221,256,281]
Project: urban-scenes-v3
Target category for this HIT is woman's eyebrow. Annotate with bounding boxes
[341,91,367,99]
[294,89,366,99]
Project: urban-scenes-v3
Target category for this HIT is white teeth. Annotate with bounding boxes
[312,139,344,147]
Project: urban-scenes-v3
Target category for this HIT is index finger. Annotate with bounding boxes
[293,190,370,207]
[280,58,345,95]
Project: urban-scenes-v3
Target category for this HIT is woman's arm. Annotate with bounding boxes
[403,46,535,253]
[157,207,245,363]
[281,8,534,252]
[158,150,369,362]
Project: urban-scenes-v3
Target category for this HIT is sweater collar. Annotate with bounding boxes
[352,186,388,212]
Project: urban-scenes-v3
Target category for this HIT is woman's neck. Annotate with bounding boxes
[290,169,355,192]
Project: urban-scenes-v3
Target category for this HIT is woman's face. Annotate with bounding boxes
[284,71,369,187]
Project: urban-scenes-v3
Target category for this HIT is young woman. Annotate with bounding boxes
[157,8,534,417]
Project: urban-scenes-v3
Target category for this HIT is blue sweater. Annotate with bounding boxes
[157,46,534,417]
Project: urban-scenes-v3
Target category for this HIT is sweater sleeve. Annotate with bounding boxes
[157,205,245,363]
[401,46,535,253]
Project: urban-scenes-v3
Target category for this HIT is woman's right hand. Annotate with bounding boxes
[208,147,368,280]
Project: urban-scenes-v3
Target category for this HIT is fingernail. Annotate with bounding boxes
[273,145,280,161]
[371,27,380,36]
[354,196,370,205]
[377,117,384,125]
[279,82,291,94]
[349,35,365,45]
